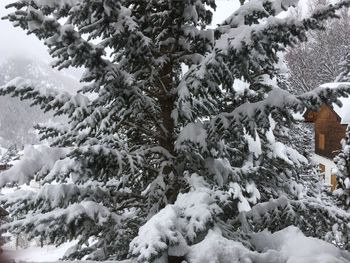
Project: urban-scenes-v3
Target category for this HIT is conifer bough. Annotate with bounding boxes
[1,0,350,261]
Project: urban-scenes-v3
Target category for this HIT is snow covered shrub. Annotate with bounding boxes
[1,0,350,261]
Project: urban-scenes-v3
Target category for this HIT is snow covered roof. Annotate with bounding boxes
[320,82,350,125]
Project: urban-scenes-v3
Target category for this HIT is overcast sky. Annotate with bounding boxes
[0,0,239,63]
[0,0,314,64]
[0,0,50,62]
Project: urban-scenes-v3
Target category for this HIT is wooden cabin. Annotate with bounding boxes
[0,164,11,172]
[304,82,350,190]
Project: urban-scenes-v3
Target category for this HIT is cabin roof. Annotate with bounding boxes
[320,82,350,125]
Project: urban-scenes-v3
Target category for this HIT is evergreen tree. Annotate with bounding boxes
[0,145,17,165]
[334,50,350,214]
[334,126,350,209]
[328,34,350,252]
[336,52,350,82]
[285,0,350,94]
[333,125,350,250]
[1,0,350,261]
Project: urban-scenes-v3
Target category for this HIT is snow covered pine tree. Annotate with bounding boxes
[334,125,350,210]
[1,0,350,261]
[0,145,18,166]
[334,52,350,215]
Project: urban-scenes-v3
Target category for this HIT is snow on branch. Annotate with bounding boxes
[0,145,68,187]
[236,194,350,242]
[6,0,82,9]
[0,77,90,117]
[209,84,350,138]
[175,224,350,263]
[175,0,350,125]
[5,0,136,81]
[220,0,299,29]
[3,200,119,237]
[130,174,223,262]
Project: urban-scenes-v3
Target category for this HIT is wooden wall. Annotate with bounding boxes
[314,105,347,159]
[0,164,11,172]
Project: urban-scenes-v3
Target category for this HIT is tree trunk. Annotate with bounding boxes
[158,62,175,155]
[157,62,181,204]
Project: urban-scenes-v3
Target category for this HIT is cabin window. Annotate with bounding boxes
[319,133,325,150]
[319,163,325,173]
[318,163,325,182]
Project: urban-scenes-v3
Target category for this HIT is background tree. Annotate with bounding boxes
[285,0,350,94]
[0,57,79,148]
[0,144,17,165]
[334,53,350,212]
[334,126,350,209]
[1,0,350,261]
[334,123,350,249]
[336,52,350,82]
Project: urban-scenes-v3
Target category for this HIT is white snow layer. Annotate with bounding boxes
[251,226,350,263]
[320,82,350,124]
[266,116,307,166]
[20,0,82,8]
[131,175,350,263]
[130,175,222,262]
[4,226,350,263]
[175,123,207,150]
[3,241,77,262]
[189,226,350,263]
[311,154,337,186]
[0,145,68,186]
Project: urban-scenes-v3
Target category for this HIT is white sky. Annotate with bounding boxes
[0,0,50,62]
[0,0,311,64]
[0,0,239,63]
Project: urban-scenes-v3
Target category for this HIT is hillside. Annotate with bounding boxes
[0,57,80,148]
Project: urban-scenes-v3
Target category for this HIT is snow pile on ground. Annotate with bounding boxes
[2,216,350,263]
[188,229,282,263]
[251,226,350,263]
[1,173,349,263]
[2,239,130,262]
[189,226,350,263]
[2,241,76,262]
